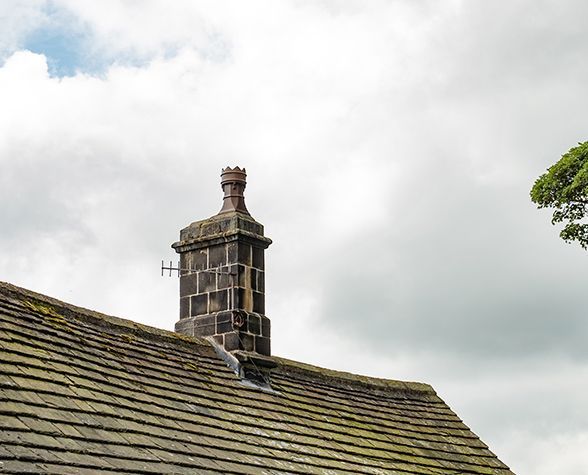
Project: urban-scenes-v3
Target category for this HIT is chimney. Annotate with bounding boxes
[172,167,272,356]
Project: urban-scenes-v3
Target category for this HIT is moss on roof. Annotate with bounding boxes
[0,281,514,474]
[274,356,435,396]
[1,281,210,348]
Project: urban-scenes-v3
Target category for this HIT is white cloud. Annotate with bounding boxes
[1,3,588,474]
[502,431,588,475]
[0,0,48,58]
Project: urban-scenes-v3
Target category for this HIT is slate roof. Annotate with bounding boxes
[0,281,514,475]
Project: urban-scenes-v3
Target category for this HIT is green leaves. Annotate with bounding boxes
[531,141,588,250]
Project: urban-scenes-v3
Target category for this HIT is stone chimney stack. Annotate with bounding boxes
[172,167,272,356]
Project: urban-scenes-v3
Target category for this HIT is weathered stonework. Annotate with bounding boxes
[172,168,272,356]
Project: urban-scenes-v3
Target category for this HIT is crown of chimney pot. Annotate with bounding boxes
[172,167,272,361]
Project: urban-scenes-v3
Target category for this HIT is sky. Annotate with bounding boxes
[1,1,587,473]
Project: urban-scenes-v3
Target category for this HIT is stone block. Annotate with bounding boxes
[253,291,264,314]
[227,264,247,288]
[236,288,253,312]
[208,244,227,268]
[180,273,198,296]
[248,314,261,335]
[189,250,208,272]
[198,271,216,293]
[217,266,232,290]
[216,311,233,333]
[227,241,238,262]
[250,268,258,291]
[252,246,264,269]
[239,265,251,288]
[255,336,270,356]
[209,290,228,312]
[179,297,190,319]
[230,287,239,311]
[175,317,194,336]
[180,253,188,270]
[260,316,271,338]
[257,271,265,293]
[190,294,208,316]
[240,332,254,352]
[238,242,252,266]
[215,216,231,233]
[223,331,240,351]
[193,315,216,337]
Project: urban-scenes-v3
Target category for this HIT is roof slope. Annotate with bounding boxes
[0,282,514,475]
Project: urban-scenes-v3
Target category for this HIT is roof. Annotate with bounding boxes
[0,281,514,474]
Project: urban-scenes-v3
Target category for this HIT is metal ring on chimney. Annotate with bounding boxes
[232,310,245,329]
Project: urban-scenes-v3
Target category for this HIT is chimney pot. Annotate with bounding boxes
[219,166,249,215]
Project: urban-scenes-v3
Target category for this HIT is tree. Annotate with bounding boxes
[530,141,588,250]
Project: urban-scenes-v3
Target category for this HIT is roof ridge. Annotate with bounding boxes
[2,281,432,395]
[0,281,209,350]
[274,356,436,395]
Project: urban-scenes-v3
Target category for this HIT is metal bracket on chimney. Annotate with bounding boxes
[206,336,241,374]
[206,336,278,392]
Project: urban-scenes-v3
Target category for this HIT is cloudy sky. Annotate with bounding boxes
[2,1,588,473]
